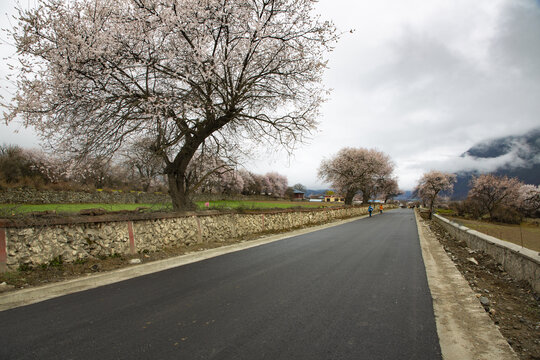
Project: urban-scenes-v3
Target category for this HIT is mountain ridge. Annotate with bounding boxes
[452,128,540,199]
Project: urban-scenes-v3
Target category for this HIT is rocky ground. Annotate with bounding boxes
[421,212,540,360]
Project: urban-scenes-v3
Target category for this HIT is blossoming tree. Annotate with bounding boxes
[415,171,456,219]
[518,184,540,217]
[468,174,522,219]
[6,0,337,210]
[318,147,394,205]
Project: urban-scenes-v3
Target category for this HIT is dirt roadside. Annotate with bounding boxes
[418,211,539,360]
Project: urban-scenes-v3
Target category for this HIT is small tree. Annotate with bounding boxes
[518,184,540,217]
[318,147,394,205]
[415,171,456,219]
[0,145,48,186]
[292,183,307,193]
[468,174,522,219]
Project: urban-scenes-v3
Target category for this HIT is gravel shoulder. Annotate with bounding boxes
[417,210,539,360]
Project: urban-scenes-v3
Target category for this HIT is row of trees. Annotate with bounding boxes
[0,144,291,197]
[317,147,402,205]
[414,170,540,222]
[465,174,540,222]
[0,144,166,191]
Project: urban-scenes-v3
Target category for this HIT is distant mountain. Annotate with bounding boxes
[452,128,540,199]
[396,190,414,201]
[304,189,331,197]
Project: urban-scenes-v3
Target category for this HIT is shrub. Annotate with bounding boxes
[449,199,485,219]
[449,201,467,217]
[491,206,522,224]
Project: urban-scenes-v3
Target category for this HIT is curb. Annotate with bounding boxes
[415,210,518,360]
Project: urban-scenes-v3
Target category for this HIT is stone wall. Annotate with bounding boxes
[0,205,382,270]
[0,188,277,205]
[0,188,169,204]
[433,214,540,293]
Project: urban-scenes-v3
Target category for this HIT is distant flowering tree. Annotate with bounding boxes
[468,174,522,219]
[377,177,402,203]
[318,147,394,205]
[122,138,164,192]
[265,172,288,198]
[6,0,337,210]
[415,171,456,219]
[216,170,244,195]
[238,170,257,195]
[185,150,237,195]
[518,184,540,217]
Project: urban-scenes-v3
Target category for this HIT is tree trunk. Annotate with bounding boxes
[428,197,435,219]
[142,179,151,192]
[167,171,197,211]
[362,191,370,205]
[344,190,355,205]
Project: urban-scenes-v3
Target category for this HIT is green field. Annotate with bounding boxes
[0,200,339,216]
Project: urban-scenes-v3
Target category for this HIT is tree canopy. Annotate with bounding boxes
[318,147,395,205]
[7,0,337,209]
[415,170,456,219]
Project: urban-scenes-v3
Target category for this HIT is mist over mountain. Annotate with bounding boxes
[452,128,540,199]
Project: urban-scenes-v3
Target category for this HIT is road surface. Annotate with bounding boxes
[0,208,441,359]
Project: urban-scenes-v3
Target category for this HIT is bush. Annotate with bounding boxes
[491,206,522,224]
[449,201,467,217]
[449,199,485,219]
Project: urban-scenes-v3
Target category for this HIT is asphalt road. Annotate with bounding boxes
[0,208,441,359]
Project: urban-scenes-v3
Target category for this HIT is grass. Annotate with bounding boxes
[444,216,540,252]
[199,200,339,211]
[0,200,340,216]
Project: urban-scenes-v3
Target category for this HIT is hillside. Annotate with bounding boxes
[452,128,540,199]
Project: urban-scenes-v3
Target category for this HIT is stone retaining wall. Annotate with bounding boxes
[0,188,169,204]
[0,205,381,271]
[433,214,540,293]
[0,188,273,205]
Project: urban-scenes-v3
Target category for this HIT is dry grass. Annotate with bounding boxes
[445,216,540,252]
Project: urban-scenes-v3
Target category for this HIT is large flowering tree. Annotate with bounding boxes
[318,147,394,205]
[6,0,337,210]
[468,174,522,219]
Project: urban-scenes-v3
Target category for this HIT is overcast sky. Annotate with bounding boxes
[1,0,539,190]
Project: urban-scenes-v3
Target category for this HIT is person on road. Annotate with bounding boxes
[368,205,373,217]
[379,204,383,214]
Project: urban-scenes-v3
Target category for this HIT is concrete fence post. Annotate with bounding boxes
[0,228,7,272]
[193,216,203,243]
[127,221,136,255]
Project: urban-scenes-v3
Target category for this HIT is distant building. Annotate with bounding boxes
[293,190,305,200]
[309,194,324,202]
[324,195,345,202]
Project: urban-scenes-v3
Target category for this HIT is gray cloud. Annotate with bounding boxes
[1,0,540,191]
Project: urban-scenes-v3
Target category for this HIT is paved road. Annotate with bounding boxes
[0,208,441,359]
